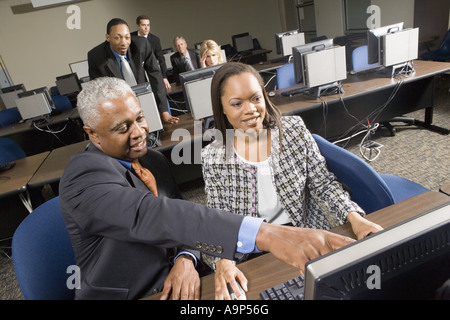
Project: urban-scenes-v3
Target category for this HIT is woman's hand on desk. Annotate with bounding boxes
[214,259,248,300]
[346,211,384,240]
[160,254,200,300]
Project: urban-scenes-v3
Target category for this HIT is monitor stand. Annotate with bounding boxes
[29,114,53,128]
[304,82,344,99]
[389,61,415,78]
[202,116,215,132]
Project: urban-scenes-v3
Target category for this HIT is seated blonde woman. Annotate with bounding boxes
[200,39,224,68]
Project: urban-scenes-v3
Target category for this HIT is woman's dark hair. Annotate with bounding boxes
[210,62,283,145]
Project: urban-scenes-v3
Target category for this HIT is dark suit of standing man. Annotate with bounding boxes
[88,18,178,124]
[131,15,171,91]
[170,36,200,83]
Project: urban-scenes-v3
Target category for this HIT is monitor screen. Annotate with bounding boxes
[367,22,404,64]
[304,203,450,300]
[232,32,254,53]
[132,83,163,133]
[292,38,334,83]
[16,87,54,121]
[56,73,82,96]
[1,84,26,109]
[69,60,89,79]
[179,64,222,117]
[276,30,305,56]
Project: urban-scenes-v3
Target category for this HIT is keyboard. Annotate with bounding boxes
[260,275,305,300]
[280,86,309,97]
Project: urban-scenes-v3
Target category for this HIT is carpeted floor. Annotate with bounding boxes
[1,74,448,300]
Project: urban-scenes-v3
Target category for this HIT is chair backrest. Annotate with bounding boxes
[351,45,379,72]
[51,95,73,112]
[0,137,26,163]
[312,134,395,214]
[276,63,296,89]
[0,108,22,127]
[12,196,76,300]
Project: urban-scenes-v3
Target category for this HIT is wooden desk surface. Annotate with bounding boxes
[0,108,77,138]
[27,140,90,188]
[145,191,450,300]
[0,152,49,198]
[271,60,450,116]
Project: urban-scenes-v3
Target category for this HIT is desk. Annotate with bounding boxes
[27,140,90,189]
[0,152,49,238]
[0,109,85,156]
[0,152,49,200]
[439,183,450,196]
[145,191,449,300]
[271,60,450,139]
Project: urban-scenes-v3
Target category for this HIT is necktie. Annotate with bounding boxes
[183,56,192,71]
[131,160,158,197]
[121,56,137,86]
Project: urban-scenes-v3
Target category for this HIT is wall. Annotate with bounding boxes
[0,0,283,89]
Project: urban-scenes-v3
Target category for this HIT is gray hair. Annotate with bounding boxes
[77,77,135,128]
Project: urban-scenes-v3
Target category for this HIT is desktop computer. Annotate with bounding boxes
[0,84,26,109]
[15,87,54,124]
[132,83,163,134]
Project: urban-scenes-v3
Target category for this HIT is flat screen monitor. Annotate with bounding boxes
[367,22,404,65]
[55,73,82,96]
[69,60,89,80]
[292,38,334,84]
[381,27,419,67]
[276,30,306,56]
[1,84,26,109]
[302,46,347,88]
[232,32,253,53]
[304,203,450,300]
[131,83,163,133]
[179,64,222,124]
[16,87,54,122]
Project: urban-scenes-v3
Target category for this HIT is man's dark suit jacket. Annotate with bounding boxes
[59,144,245,299]
[170,49,200,83]
[131,31,168,79]
[87,36,168,113]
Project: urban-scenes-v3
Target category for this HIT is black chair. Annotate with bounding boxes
[421,29,450,61]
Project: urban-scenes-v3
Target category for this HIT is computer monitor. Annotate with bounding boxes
[55,73,82,96]
[131,83,163,134]
[381,28,419,68]
[0,84,26,109]
[367,22,404,65]
[232,32,254,53]
[292,38,334,83]
[69,60,89,80]
[179,64,222,130]
[304,203,450,300]
[162,48,174,70]
[16,87,54,123]
[276,30,306,56]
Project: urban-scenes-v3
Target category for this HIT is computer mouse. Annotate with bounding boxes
[268,91,276,97]
[227,282,247,300]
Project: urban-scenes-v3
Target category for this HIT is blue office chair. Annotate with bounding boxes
[0,108,22,127]
[421,29,450,61]
[12,196,76,300]
[351,45,379,72]
[312,134,429,214]
[51,95,73,112]
[276,63,296,89]
[0,137,26,163]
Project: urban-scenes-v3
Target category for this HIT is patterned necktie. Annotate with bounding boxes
[121,56,137,86]
[131,160,158,197]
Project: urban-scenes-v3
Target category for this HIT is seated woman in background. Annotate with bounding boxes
[201,62,383,299]
[200,39,223,68]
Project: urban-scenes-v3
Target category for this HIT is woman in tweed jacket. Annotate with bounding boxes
[201,62,382,299]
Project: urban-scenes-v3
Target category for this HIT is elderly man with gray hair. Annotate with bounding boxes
[59,76,354,300]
